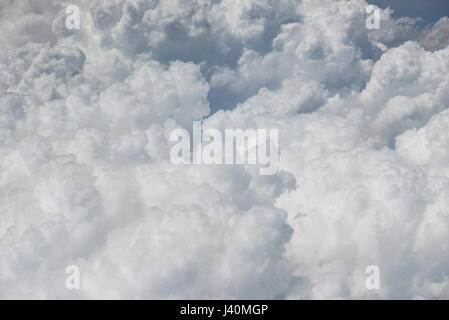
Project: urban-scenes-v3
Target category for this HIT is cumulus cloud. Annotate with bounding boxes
[0,0,449,299]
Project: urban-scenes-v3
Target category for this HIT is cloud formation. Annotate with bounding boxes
[0,0,449,299]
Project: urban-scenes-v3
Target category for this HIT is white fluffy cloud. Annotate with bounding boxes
[0,0,449,299]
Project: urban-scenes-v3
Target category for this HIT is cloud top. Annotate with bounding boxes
[0,0,449,299]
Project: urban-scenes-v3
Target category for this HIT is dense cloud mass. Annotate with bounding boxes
[0,0,449,299]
